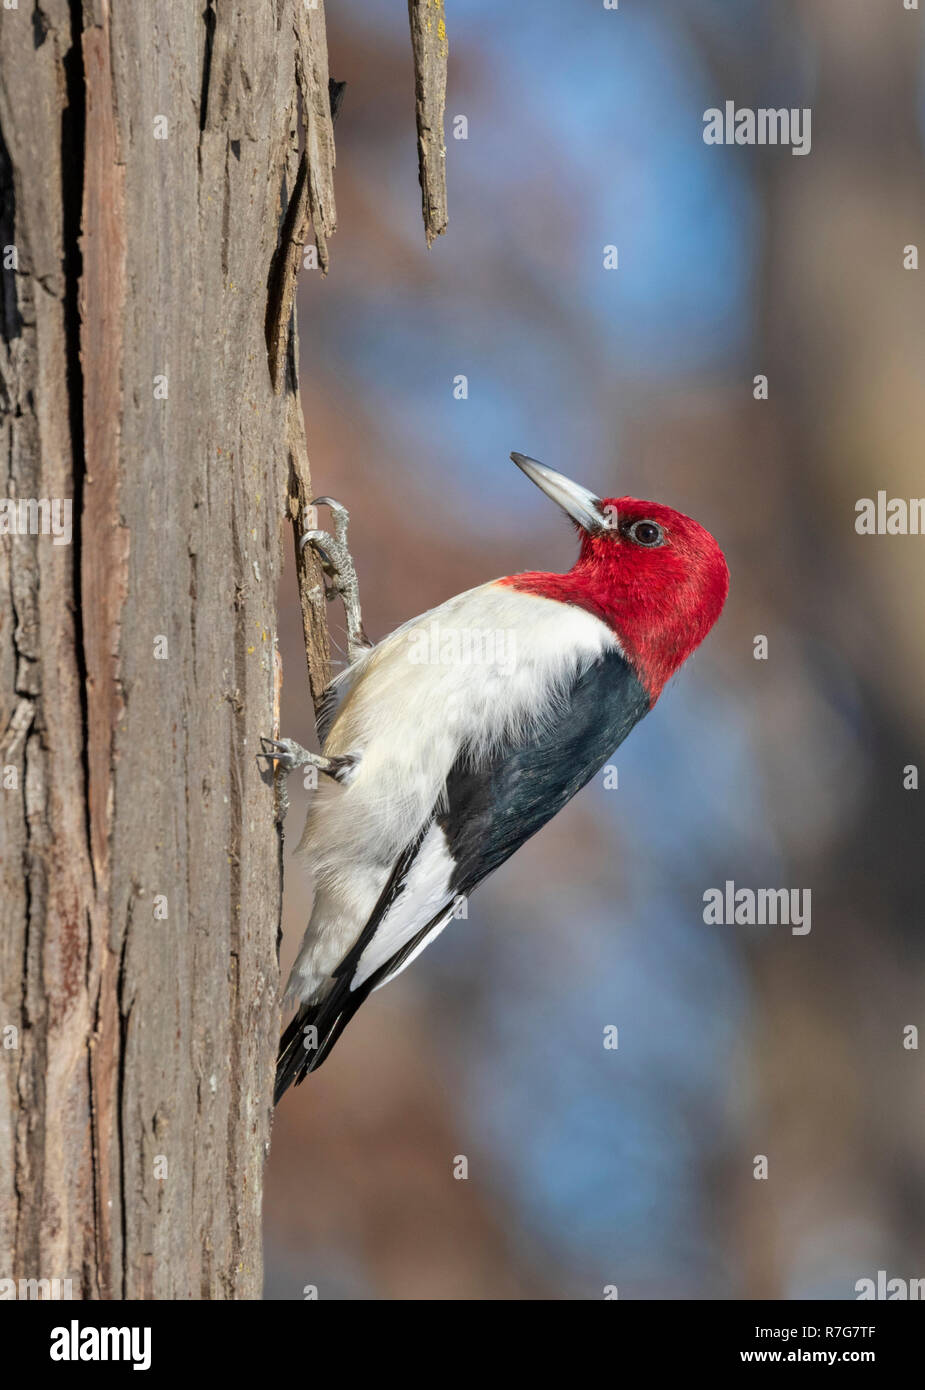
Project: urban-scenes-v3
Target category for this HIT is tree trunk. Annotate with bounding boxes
[0,0,334,1299]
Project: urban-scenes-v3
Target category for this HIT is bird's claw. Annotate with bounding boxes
[310,496,350,548]
[299,498,371,662]
[258,736,307,773]
[258,735,361,787]
[302,531,349,595]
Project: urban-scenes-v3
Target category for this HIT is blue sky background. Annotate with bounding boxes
[265,0,925,1301]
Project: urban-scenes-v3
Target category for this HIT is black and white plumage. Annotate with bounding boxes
[275,583,648,1099]
[274,452,728,1100]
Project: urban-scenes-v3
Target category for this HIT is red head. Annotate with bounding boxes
[504,453,729,703]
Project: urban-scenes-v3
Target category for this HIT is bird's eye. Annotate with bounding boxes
[628,519,664,547]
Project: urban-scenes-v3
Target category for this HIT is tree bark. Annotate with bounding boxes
[0,0,334,1299]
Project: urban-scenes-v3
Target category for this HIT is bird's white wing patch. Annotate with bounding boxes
[349,821,457,990]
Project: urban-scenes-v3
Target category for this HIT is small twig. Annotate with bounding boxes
[408,0,449,246]
[265,151,311,392]
[265,0,341,393]
[287,423,333,719]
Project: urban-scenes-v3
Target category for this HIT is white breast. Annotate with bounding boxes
[286,582,618,1002]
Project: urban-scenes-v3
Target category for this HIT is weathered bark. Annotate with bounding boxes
[0,0,335,1299]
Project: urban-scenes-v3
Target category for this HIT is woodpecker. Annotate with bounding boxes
[267,452,729,1100]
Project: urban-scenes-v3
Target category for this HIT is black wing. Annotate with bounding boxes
[438,645,650,896]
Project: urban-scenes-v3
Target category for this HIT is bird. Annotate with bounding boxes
[267,452,729,1101]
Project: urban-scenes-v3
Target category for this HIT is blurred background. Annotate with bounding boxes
[264,0,925,1299]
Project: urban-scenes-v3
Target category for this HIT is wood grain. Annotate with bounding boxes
[0,0,331,1300]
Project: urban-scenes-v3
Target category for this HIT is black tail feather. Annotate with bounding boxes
[274,898,457,1104]
[274,1001,318,1103]
[274,832,432,1104]
[274,985,372,1103]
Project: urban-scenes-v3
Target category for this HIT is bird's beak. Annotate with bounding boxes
[510,452,613,533]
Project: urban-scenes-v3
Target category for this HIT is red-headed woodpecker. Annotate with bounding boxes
[268,453,729,1100]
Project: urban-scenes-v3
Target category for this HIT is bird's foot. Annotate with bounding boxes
[300,497,372,664]
[259,737,359,786]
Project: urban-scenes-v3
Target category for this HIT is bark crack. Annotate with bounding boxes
[62,0,90,880]
[198,1,217,134]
